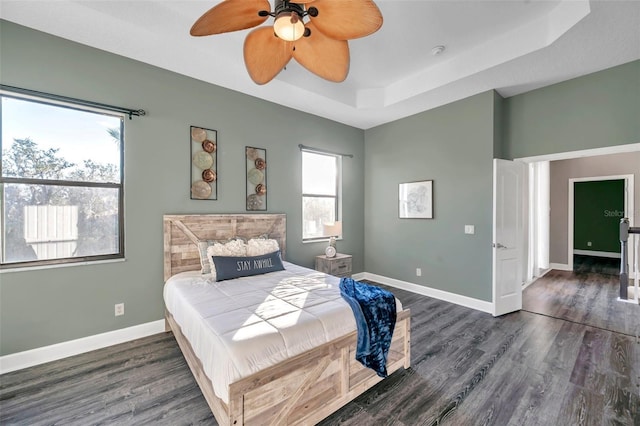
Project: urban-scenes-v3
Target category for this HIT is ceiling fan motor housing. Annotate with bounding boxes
[274,0,306,18]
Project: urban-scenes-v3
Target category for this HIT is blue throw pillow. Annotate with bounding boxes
[212,250,285,281]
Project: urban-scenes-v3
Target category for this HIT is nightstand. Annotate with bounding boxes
[315,253,352,278]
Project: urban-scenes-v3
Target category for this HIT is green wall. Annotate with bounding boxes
[363,60,639,303]
[1,20,638,358]
[364,91,496,302]
[573,180,624,253]
[503,60,640,159]
[0,21,365,356]
[493,91,505,159]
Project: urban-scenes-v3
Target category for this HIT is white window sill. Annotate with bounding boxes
[0,258,126,274]
[302,237,344,244]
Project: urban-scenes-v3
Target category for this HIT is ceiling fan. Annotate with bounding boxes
[190,0,383,84]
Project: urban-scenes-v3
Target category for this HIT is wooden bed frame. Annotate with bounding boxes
[163,214,411,425]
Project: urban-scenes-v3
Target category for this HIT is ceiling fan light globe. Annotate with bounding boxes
[274,12,305,41]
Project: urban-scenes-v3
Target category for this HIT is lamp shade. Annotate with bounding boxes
[274,12,305,41]
[323,221,342,237]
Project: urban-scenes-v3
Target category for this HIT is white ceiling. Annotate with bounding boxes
[1,0,639,129]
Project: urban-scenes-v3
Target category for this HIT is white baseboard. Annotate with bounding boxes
[539,268,553,277]
[573,249,620,259]
[358,272,493,314]
[522,268,553,290]
[549,263,572,271]
[0,320,165,374]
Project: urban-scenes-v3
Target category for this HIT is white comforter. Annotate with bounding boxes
[164,262,401,404]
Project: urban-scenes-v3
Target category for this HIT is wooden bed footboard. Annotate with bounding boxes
[166,308,411,426]
[163,214,411,424]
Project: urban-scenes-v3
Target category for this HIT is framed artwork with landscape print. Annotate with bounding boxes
[399,180,433,219]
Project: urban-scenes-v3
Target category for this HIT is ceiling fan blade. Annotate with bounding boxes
[307,0,383,40]
[293,22,349,82]
[191,0,270,36]
[244,27,294,84]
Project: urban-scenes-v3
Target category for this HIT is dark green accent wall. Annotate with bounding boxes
[573,180,624,253]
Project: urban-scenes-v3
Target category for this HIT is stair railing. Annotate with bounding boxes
[620,217,640,302]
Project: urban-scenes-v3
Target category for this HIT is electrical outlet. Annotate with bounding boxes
[587,241,592,247]
[465,225,475,235]
[416,268,422,277]
[115,303,124,316]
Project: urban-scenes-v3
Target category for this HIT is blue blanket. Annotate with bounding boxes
[339,277,397,377]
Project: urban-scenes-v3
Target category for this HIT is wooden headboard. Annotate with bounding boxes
[163,214,286,281]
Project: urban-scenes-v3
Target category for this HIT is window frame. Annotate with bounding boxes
[0,92,125,270]
[301,149,342,242]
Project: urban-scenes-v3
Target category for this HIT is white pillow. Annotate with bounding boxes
[206,239,247,276]
[246,238,280,257]
[197,240,216,274]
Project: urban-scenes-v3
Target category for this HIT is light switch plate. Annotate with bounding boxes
[465,225,475,235]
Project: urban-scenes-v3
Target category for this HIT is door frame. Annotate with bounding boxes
[568,174,634,271]
[526,161,550,284]
[492,143,640,314]
[516,143,640,284]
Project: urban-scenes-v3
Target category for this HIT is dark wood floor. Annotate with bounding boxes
[573,254,620,276]
[523,262,639,336]
[2,280,638,425]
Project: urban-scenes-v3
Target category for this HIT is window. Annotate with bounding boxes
[1,93,124,268]
[302,150,341,241]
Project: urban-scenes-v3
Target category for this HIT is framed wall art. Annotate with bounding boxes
[246,146,267,211]
[399,180,433,219]
[190,126,217,200]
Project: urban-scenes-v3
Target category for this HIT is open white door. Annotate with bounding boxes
[493,159,525,316]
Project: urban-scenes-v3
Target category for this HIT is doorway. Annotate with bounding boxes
[521,146,640,285]
[517,146,640,334]
[568,175,633,272]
